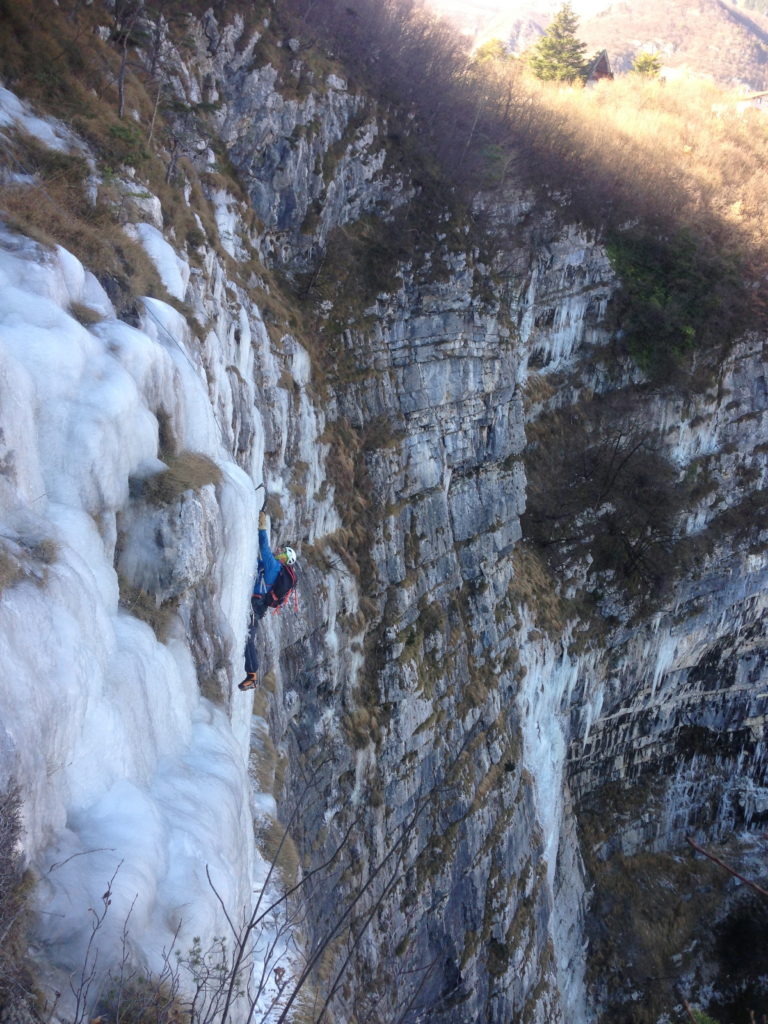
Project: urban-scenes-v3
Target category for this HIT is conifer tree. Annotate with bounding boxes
[528,2,588,83]
[632,52,662,77]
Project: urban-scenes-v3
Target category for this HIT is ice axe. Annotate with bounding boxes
[253,482,266,511]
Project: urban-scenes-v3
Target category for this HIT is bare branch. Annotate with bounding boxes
[686,836,768,898]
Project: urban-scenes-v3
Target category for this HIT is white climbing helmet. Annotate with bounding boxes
[283,546,297,566]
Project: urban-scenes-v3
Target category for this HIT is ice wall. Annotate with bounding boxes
[0,230,262,1013]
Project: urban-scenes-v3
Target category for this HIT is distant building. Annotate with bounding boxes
[739,90,768,113]
[584,49,614,85]
[711,89,768,117]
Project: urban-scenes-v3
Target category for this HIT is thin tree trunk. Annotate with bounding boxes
[117,35,129,118]
[148,81,162,146]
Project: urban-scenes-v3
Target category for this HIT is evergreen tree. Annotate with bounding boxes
[528,2,588,83]
[632,52,662,77]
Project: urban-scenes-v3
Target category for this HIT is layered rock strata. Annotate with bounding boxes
[12,6,768,1021]
[152,11,768,1020]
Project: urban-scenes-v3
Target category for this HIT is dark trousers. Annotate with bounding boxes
[244,628,259,674]
[243,596,269,675]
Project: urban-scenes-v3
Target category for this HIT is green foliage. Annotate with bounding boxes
[690,1011,721,1024]
[605,228,745,380]
[528,2,588,83]
[472,39,514,65]
[632,52,662,77]
[107,121,149,167]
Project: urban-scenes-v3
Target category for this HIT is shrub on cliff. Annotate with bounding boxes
[605,227,746,380]
[0,782,33,1014]
[522,400,691,605]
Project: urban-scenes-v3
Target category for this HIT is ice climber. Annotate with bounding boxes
[239,508,298,691]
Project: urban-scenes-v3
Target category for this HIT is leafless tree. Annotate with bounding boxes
[523,400,688,599]
[111,0,145,119]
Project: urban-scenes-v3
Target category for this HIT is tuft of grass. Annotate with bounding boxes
[140,451,223,506]
[257,817,301,891]
[0,548,25,594]
[344,706,380,750]
[197,672,225,706]
[69,301,106,326]
[0,535,58,594]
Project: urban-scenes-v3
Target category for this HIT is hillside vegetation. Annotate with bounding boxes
[1,0,768,1017]
[287,0,768,377]
[0,0,270,318]
[580,0,768,88]
[497,68,768,375]
[1,0,767,381]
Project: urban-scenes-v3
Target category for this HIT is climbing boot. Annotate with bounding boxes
[238,673,257,691]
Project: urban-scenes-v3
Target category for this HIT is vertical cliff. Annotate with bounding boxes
[2,3,768,1022]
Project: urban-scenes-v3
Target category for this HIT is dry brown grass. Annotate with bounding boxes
[0,130,164,314]
[476,67,768,377]
[250,726,281,795]
[69,301,107,326]
[0,0,249,303]
[141,451,223,505]
[0,535,58,594]
[344,705,381,749]
[515,73,768,256]
[507,543,567,637]
[0,549,25,594]
[0,783,36,1015]
[257,817,301,890]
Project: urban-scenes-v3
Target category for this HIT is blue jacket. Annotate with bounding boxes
[256,528,283,590]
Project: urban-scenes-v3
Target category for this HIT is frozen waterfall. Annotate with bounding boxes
[0,229,275,1016]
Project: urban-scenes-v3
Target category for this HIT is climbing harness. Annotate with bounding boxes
[255,563,298,613]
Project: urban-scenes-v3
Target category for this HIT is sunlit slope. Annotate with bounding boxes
[486,69,768,376]
[580,0,768,88]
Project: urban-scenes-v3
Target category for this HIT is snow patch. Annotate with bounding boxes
[0,84,78,152]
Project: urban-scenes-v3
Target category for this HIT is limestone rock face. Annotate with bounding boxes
[117,485,218,602]
[119,11,768,1022]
